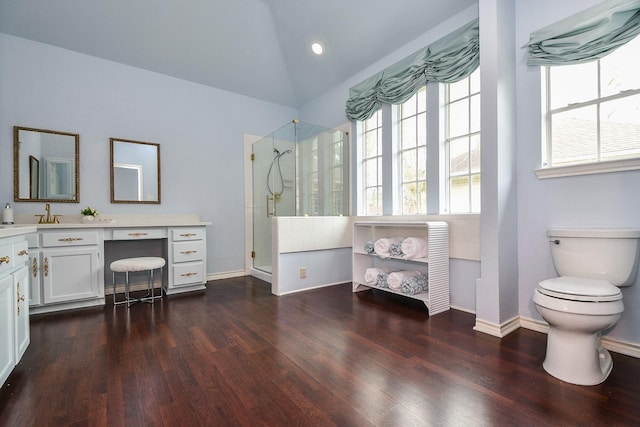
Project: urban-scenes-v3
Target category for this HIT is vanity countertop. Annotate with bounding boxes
[13,214,211,230]
[0,225,38,239]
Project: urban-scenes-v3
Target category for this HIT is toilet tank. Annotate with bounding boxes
[548,229,640,287]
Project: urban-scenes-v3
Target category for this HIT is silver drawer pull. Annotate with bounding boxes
[179,233,197,237]
[180,272,198,277]
[180,250,198,255]
[58,237,84,242]
[128,232,148,237]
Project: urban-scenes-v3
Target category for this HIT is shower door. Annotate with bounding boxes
[252,124,296,274]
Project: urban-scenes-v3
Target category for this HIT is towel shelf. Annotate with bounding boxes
[352,221,450,315]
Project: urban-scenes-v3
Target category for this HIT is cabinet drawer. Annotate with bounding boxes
[172,241,205,263]
[112,228,167,240]
[12,241,29,265]
[171,228,205,241]
[171,262,205,286]
[42,231,99,247]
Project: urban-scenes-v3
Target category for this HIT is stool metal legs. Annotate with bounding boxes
[113,267,164,307]
[141,267,164,303]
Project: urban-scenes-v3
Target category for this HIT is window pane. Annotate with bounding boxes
[402,183,417,214]
[471,174,481,213]
[470,94,481,133]
[417,86,427,112]
[470,135,481,173]
[364,113,379,131]
[449,137,469,175]
[601,36,640,97]
[401,116,417,149]
[449,98,469,138]
[449,78,468,101]
[417,113,427,147]
[364,158,378,186]
[402,150,416,181]
[417,146,426,180]
[401,93,417,117]
[365,131,378,157]
[551,106,597,165]
[600,94,640,160]
[449,176,470,213]
[549,62,597,109]
[366,187,381,215]
[470,69,481,94]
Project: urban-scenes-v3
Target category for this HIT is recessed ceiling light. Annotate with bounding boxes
[311,42,324,55]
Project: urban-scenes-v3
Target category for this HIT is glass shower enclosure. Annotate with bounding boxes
[252,120,349,274]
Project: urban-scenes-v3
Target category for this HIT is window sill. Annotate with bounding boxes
[535,158,640,179]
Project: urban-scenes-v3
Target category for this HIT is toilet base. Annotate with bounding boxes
[543,328,613,386]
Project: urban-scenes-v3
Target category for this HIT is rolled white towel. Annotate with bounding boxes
[364,267,394,285]
[401,237,428,259]
[387,270,422,290]
[374,237,403,258]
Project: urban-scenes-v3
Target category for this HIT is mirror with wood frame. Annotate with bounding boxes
[110,138,161,204]
[14,126,80,203]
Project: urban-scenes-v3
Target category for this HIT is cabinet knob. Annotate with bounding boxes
[0,255,9,265]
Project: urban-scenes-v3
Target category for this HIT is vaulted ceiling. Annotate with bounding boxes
[0,0,477,108]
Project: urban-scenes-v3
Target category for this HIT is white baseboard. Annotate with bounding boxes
[276,281,345,296]
[206,270,246,282]
[248,268,272,283]
[473,316,520,338]
[519,316,640,359]
[450,304,475,315]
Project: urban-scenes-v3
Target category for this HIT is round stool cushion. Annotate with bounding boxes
[110,257,166,273]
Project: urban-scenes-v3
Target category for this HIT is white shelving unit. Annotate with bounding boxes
[352,220,449,315]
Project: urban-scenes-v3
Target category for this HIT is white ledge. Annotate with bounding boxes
[536,158,640,179]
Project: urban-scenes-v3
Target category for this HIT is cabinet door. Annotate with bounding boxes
[28,250,42,307]
[0,275,15,386]
[42,247,101,304]
[14,266,30,362]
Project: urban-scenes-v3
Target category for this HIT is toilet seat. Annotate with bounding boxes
[537,276,622,302]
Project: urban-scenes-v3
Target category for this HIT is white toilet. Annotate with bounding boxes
[534,228,640,386]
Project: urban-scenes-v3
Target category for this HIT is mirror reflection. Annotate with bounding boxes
[14,126,79,203]
[110,138,161,204]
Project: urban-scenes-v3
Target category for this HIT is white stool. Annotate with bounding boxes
[111,257,166,307]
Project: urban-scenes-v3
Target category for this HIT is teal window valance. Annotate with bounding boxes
[345,19,479,122]
[526,0,640,66]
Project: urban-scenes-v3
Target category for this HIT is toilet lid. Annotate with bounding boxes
[537,277,622,302]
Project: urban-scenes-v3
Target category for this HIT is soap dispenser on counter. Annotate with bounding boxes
[2,203,14,224]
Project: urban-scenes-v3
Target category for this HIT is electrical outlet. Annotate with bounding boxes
[300,267,307,279]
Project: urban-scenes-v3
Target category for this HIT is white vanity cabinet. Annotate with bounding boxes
[28,229,104,314]
[1,230,32,388]
[167,227,207,294]
[352,221,450,315]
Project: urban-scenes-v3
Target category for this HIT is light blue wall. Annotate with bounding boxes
[0,33,297,275]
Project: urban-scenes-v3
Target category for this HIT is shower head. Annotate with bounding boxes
[273,148,292,158]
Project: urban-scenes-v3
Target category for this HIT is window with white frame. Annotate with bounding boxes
[361,110,383,215]
[544,35,640,169]
[396,86,427,214]
[446,68,481,213]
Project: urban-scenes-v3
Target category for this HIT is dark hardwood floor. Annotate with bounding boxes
[1,277,639,426]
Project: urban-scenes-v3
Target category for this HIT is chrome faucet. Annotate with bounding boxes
[35,203,61,224]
